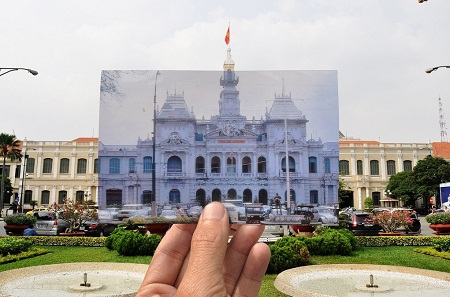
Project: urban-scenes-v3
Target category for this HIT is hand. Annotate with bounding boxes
[137,202,271,297]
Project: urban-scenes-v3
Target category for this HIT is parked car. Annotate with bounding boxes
[117,204,150,220]
[371,207,421,235]
[33,211,70,236]
[186,206,203,217]
[81,220,118,237]
[25,207,48,216]
[244,204,265,224]
[98,209,115,223]
[160,209,177,219]
[342,211,382,236]
[261,205,272,218]
[316,206,339,225]
[236,206,246,221]
[106,207,120,220]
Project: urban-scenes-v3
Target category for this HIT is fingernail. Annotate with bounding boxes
[202,202,225,220]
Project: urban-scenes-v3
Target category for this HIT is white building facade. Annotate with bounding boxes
[98,50,340,208]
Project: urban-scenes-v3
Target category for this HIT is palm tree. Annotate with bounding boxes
[0,133,22,217]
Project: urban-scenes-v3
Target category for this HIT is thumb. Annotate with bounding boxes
[177,202,229,295]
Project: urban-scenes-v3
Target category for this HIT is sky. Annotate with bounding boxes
[1,0,450,144]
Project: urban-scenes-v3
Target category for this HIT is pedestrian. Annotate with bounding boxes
[176,206,183,217]
[23,225,38,236]
[274,193,281,215]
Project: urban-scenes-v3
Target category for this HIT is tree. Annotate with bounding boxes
[386,170,416,207]
[0,134,22,217]
[413,156,450,209]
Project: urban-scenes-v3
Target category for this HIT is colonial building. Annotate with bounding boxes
[98,49,340,208]
[339,138,432,209]
[1,138,98,211]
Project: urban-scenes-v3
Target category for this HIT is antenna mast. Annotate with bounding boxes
[438,97,448,142]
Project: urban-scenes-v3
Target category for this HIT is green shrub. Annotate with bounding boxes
[105,228,162,256]
[425,212,450,224]
[115,231,145,256]
[104,228,126,250]
[433,237,450,252]
[309,231,352,255]
[267,236,310,274]
[139,234,162,256]
[4,213,37,225]
[0,237,33,256]
[314,227,358,250]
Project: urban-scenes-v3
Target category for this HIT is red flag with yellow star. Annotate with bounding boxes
[225,25,230,45]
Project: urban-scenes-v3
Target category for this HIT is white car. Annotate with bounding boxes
[160,209,177,219]
[117,204,150,220]
[316,206,339,224]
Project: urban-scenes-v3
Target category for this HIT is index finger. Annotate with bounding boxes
[139,224,196,288]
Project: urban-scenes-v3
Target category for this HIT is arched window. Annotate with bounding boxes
[58,190,67,204]
[196,189,206,206]
[76,190,85,203]
[243,189,252,203]
[227,154,236,174]
[370,160,379,175]
[41,190,50,205]
[59,158,70,174]
[242,156,251,173]
[281,156,295,173]
[227,189,237,199]
[387,160,396,175]
[24,190,32,204]
[211,156,221,173]
[77,158,87,174]
[403,160,412,171]
[339,160,350,175]
[257,156,266,173]
[167,156,182,174]
[26,158,35,174]
[43,158,53,174]
[109,158,120,174]
[212,189,221,201]
[195,156,205,173]
[309,156,317,173]
[168,190,179,204]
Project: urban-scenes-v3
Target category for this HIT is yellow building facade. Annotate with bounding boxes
[339,139,432,209]
[2,138,98,211]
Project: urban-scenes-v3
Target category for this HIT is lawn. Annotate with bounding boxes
[0,245,449,296]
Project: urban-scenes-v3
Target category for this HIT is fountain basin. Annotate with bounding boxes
[0,262,148,297]
[275,264,450,297]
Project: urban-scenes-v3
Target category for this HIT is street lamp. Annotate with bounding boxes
[151,71,160,217]
[0,68,38,77]
[425,66,450,74]
[20,148,36,213]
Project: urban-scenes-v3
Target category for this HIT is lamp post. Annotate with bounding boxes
[19,148,36,213]
[151,71,160,217]
[425,66,450,74]
[0,67,37,217]
[0,68,38,77]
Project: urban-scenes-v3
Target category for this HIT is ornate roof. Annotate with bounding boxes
[158,92,195,119]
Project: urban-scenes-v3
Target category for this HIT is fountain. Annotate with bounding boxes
[275,264,450,297]
[0,262,148,297]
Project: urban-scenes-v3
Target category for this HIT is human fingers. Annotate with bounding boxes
[223,224,265,294]
[232,242,271,297]
[176,202,229,296]
[138,224,196,290]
